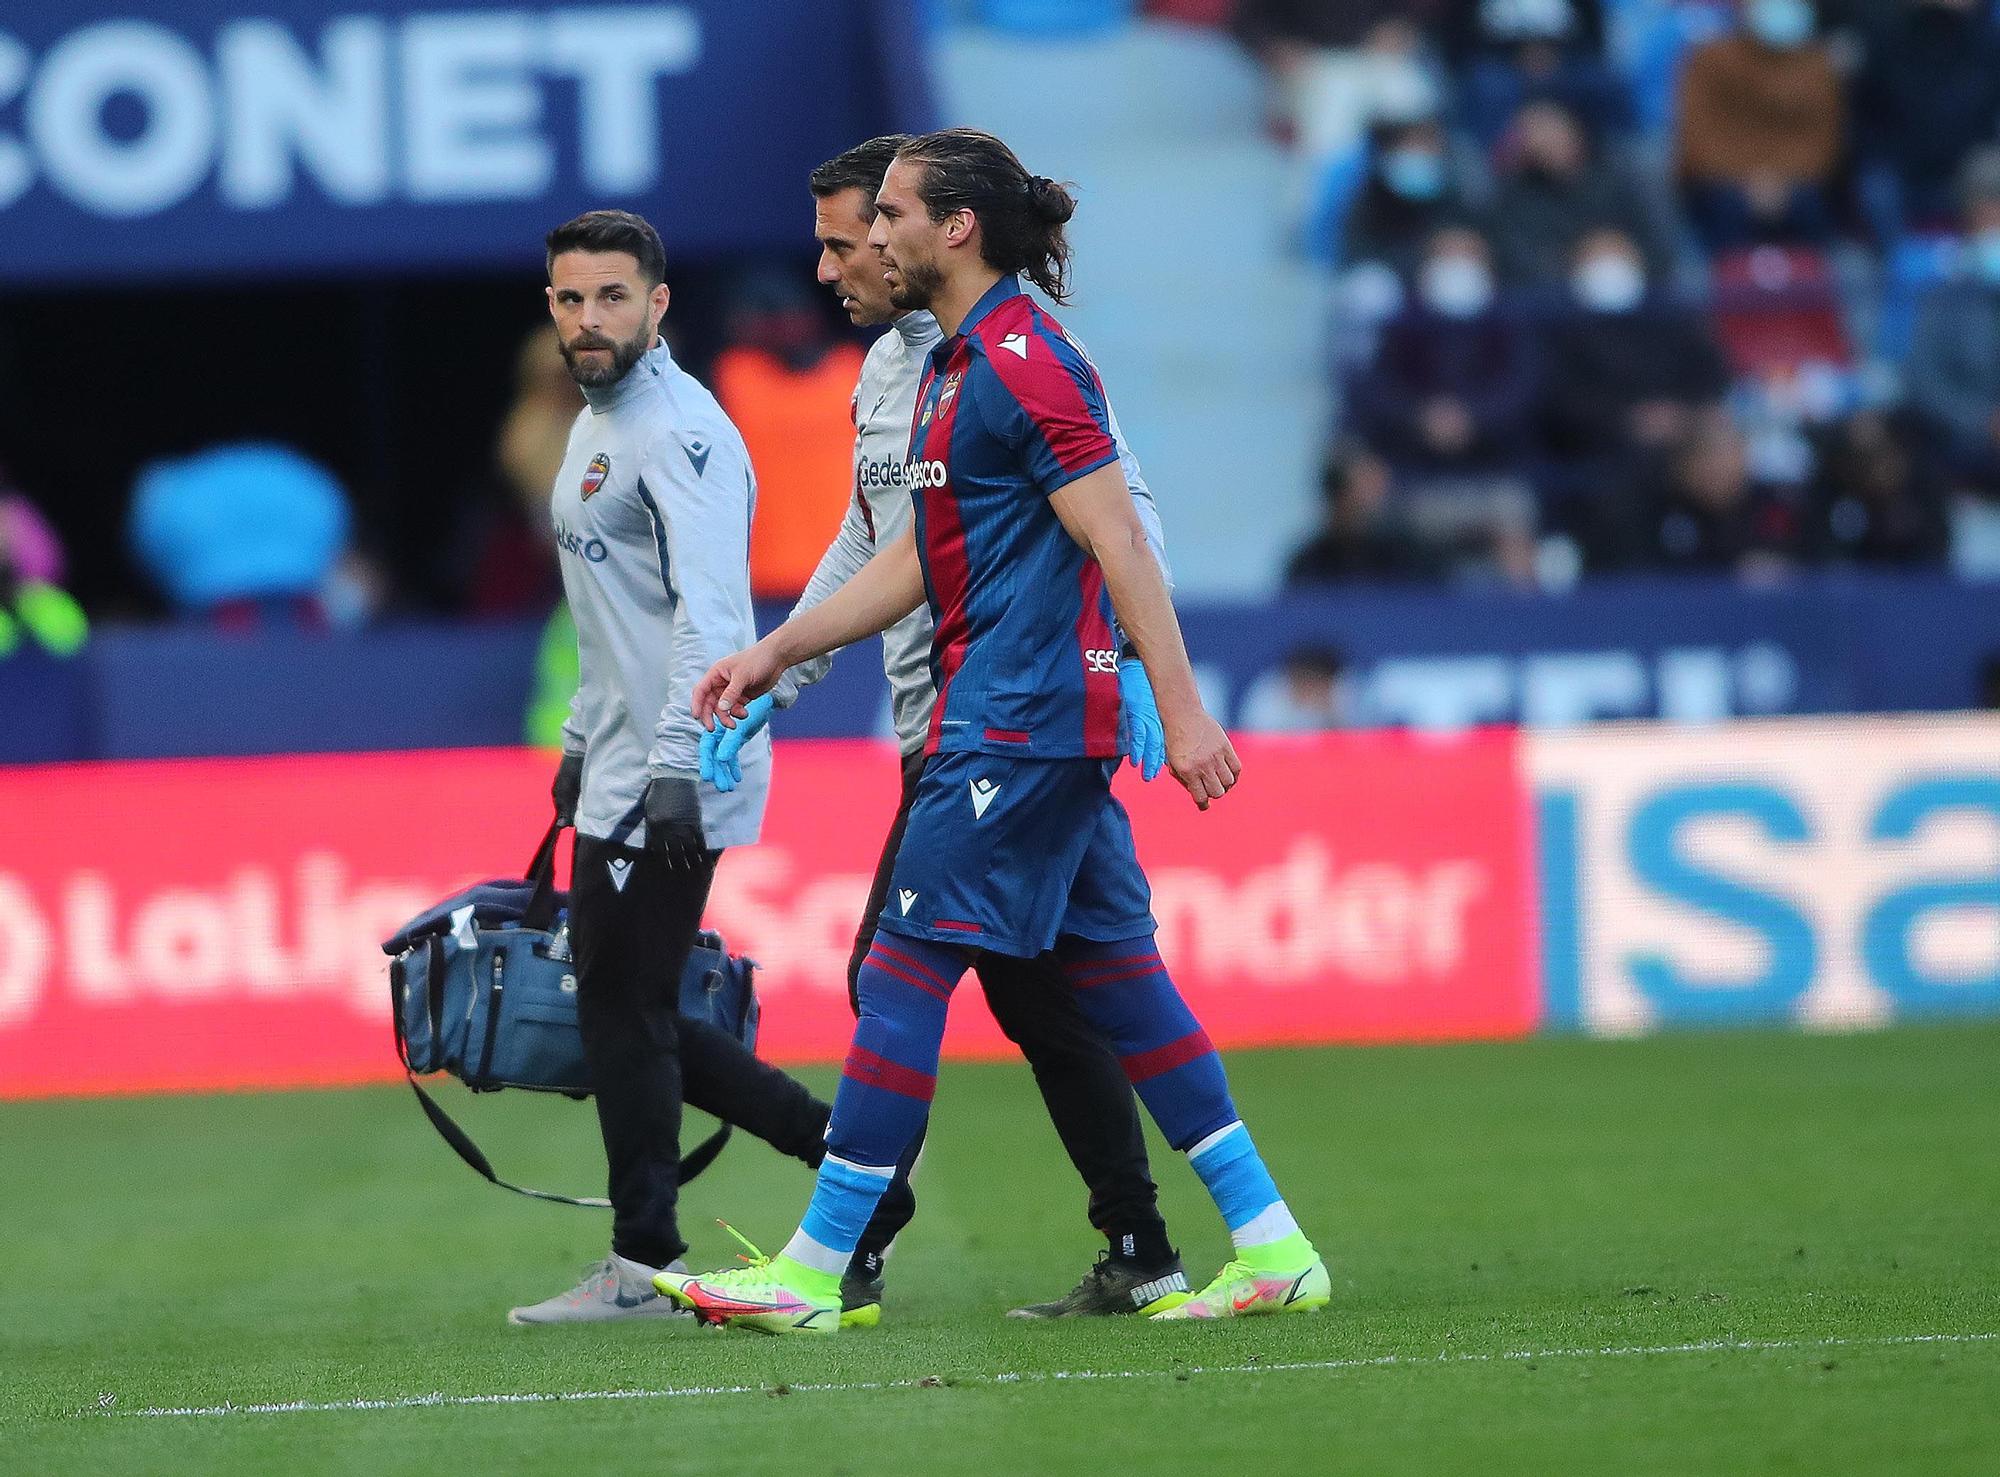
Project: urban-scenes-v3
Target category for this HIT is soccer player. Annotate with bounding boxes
[659,133,1328,1333]
[508,211,832,1324]
[700,135,1190,1322]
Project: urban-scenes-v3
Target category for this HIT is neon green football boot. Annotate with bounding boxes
[1151,1232,1330,1320]
[652,1224,841,1336]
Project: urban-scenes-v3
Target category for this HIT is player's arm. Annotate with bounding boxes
[1048,463,1238,810]
[699,493,882,790]
[982,324,1228,807]
[695,529,925,727]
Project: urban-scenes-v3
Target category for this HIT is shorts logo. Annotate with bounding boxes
[969,778,1000,819]
[607,858,633,892]
[581,452,610,499]
[897,888,918,916]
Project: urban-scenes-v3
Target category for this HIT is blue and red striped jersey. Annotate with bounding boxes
[906,276,1124,758]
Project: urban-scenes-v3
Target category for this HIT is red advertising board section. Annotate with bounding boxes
[0,734,1538,1100]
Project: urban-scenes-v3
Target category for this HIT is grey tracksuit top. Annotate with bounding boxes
[770,310,1170,754]
[553,339,768,848]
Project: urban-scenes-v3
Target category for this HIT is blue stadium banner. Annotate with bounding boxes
[0,1,932,283]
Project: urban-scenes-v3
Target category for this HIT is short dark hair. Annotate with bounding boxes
[894,128,1077,304]
[544,209,666,286]
[810,135,913,209]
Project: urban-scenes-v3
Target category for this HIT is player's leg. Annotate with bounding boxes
[509,835,709,1324]
[1055,795,1328,1320]
[655,929,970,1334]
[975,951,1189,1317]
[657,757,991,1332]
[840,749,933,1325]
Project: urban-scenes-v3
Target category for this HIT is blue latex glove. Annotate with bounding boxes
[1117,661,1166,781]
[699,693,775,793]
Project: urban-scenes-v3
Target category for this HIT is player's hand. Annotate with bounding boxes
[694,639,788,729]
[1163,711,1240,811]
[551,751,583,826]
[699,693,775,793]
[642,775,708,870]
[1117,661,1167,782]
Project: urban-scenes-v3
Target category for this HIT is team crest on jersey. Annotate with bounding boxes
[937,371,963,411]
[580,452,611,499]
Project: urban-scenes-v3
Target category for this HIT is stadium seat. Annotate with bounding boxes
[1142,0,1234,24]
[1613,0,1733,136]
[1874,233,1964,368]
[1302,140,1371,267]
[975,0,1133,35]
[1710,246,1852,380]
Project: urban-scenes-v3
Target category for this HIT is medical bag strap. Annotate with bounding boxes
[521,818,566,932]
[403,1074,612,1209]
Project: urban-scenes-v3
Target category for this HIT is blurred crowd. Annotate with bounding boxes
[13,0,2000,662]
[1218,0,2000,589]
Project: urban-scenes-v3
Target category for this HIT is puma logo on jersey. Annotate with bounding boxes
[1000,332,1029,359]
[897,889,918,916]
[969,778,1000,819]
[607,858,634,892]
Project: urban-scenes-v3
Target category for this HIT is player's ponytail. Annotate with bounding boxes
[897,129,1076,304]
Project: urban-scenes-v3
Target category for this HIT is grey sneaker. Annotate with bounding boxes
[507,1254,692,1326]
[1006,1254,1190,1319]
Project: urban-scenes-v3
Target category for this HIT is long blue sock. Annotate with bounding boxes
[1185,1121,1300,1251]
[1058,936,1300,1251]
[782,936,966,1276]
[1056,937,1238,1149]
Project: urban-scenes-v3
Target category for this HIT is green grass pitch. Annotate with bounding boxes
[3,1024,1996,1474]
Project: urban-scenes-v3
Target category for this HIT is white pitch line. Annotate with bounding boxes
[112,1331,1999,1421]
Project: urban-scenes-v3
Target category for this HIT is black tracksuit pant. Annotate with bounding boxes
[850,752,1169,1273]
[569,836,830,1270]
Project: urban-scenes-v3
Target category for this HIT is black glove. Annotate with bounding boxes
[643,775,708,869]
[552,752,583,826]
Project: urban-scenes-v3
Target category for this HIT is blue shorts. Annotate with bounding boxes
[874,753,1156,959]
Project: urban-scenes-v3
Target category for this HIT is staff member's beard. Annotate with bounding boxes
[560,324,653,388]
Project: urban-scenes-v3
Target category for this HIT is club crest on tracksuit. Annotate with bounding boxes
[581,452,611,499]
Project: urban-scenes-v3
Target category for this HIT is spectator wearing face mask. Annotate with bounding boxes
[1802,410,1951,567]
[1238,644,1360,734]
[1675,0,1845,252]
[1539,228,1730,493]
[1854,0,2000,234]
[1907,150,2000,494]
[1348,226,1541,582]
[1284,440,1447,586]
[1442,0,1628,149]
[1233,2,1443,166]
[1489,99,1676,292]
[1340,116,1474,278]
[1596,414,1801,576]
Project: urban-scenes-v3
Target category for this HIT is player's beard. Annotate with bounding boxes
[559,322,652,388]
[888,254,945,312]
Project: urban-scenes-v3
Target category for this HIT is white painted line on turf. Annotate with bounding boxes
[111,1331,2000,1421]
